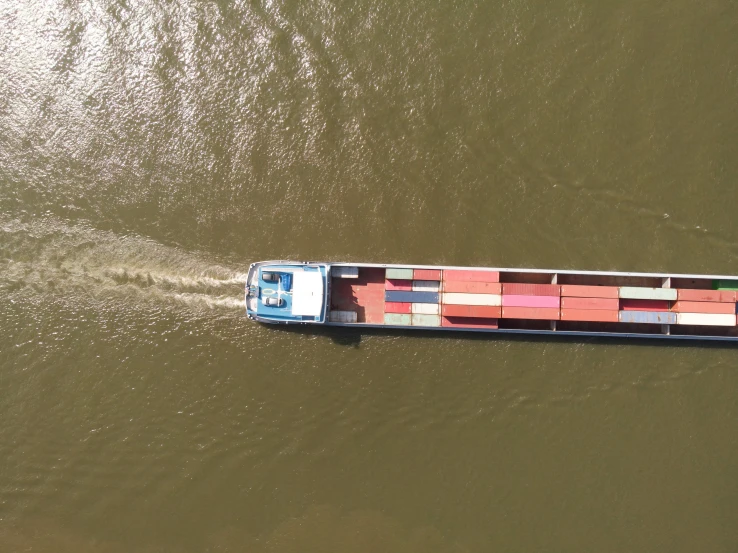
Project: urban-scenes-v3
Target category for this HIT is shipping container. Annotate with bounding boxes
[502,295,560,308]
[412,303,440,315]
[677,289,737,303]
[620,299,671,312]
[619,287,677,301]
[385,279,412,291]
[384,302,411,314]
[676,313,736,326]
[618,311,676,324]
[671,301,735,314]
[442,269,500,282]
[501,283,561,296]
[441,316,499,329]
[713,279,738,291]
[501,307,560,320]
[412,280,440,292]
[413,269,442,281]
[385,268,414,280]
[560,285,619,298]
[441,293,502,306]
[441,281,502,294]
[411,314,441,326]
[385,290,439,304]
[384,313,412,325]
[560,309,619,323]
[561,297,619,310]
[329,310,358,323]
[441,304,501,318]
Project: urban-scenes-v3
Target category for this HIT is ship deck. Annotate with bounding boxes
[330,267,385,323]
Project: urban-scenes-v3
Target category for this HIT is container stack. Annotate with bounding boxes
[384,268,441,326]
[440,270,501,328]
[672,288,737,326]
[500,283,561,320]
[559,285,620,322]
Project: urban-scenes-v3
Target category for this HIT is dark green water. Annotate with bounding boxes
[2,0,738,551]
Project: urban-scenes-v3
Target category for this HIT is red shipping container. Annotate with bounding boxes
[671,301,736,314]
[561,297,619,310]
[442,281,502,294]
[442,270,500,283]
[385,279,412,291]
[441,316,499,329]
[384,302,411,314]
[560,285,619,298]
[413,269,441,281]
[620,299,670,312]
[501,283,561,297]
[501,307,560,320]
[560,309,620,323]
[441,304,501,318]
[676,289,737,303]
[502,295,560,308]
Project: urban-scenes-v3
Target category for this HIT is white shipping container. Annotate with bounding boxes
[328,310,358,323]
[412,280,440,292]
[676,313,736,326]
[619,287,677,301]
[441,293,502,306]
[411,303,440,314]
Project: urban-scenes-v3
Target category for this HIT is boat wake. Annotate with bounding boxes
[0,215,248,314]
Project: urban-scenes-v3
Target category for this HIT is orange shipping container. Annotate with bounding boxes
[560,309,620,323]
[441,304,501,318]
[501,307,560,320]
[676,289,737,303]
[671,301,736,314]
[441,316,499,329]
[561,297,619,310]
[442,270,500,283]
[413,269,441,281]
[560,285,619,298]
[442,281,502,294]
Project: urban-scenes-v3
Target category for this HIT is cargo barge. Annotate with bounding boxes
[245,261,738,342]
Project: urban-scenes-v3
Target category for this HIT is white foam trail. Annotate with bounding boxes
[0,215,250,315]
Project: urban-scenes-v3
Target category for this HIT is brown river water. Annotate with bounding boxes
[1,0,738,551]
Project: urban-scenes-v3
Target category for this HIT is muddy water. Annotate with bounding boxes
[1,0,738,551]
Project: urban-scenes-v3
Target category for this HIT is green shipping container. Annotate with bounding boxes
[384,313,412,325]
[618,287,677,301]
[411,314,441,327]
[712,279,738,291]
[385,268,414,280]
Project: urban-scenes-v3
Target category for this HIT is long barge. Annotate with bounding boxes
[245,261,738,342]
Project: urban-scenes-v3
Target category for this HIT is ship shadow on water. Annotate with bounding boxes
[263,323,738,351]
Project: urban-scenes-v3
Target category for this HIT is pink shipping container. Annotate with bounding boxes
[560,309,620,323]
[502,295,560,308]
[385,279,412,291]
[671,301,736,314]
[501,307,560,320]
[384,302,411,314]
[620,299,670,312]
[442,270,500,283]
[501,283,561,297]
[442,281,502,294]
[441,316,499,329]
[676,289,737,303]
[413,269,441,281]
[561,297,620,310]
[560,285,619,299]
